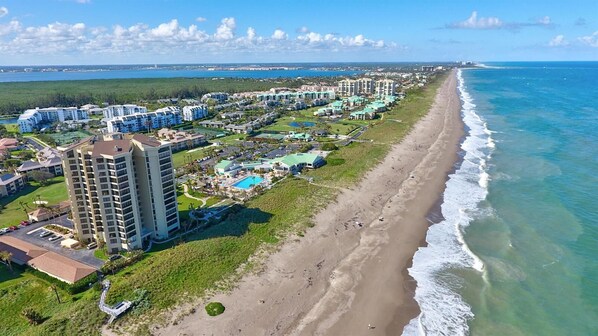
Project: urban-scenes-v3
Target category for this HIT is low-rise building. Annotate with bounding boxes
[156,128,207,152]
[80,104,104,116]
[214,153,324,177]
[201,92,229,104]
[17,147,63,176]
[0,236,96,284]
[0,138,19,154]
[182,105,208,121]
[0,173,25,197]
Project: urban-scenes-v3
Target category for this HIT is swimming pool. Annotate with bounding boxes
[232,175,264,190]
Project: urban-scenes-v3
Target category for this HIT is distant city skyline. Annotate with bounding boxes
[0,0,596,65]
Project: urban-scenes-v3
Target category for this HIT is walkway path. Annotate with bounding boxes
[99,280,132,324]
[181,184,206,207]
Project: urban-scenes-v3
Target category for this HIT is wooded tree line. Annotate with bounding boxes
[0,77,305,115]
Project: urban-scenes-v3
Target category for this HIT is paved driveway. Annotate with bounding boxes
[5,215,104,269]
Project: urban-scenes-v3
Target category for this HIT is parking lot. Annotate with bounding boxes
[3,215,104,269]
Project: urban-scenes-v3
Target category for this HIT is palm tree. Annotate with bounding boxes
[0,250,13,272]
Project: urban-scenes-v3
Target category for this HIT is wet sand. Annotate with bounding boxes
[155,70,463,336]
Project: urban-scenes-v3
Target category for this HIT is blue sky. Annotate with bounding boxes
[0,0,596,65]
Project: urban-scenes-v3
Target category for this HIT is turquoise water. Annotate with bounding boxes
[232,175,264,190]
[405,62,598,335]
[288,121,315,128]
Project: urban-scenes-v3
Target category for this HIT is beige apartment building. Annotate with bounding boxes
[61,133,179,253]
[338,78,397,96]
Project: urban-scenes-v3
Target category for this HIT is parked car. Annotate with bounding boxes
[8,226,19,231]
[49,235,62,242]
[86,242,98,250]
[108,255,122,261]
[40,230,52,238]
[0,228,9,235]
[20,220,30,226]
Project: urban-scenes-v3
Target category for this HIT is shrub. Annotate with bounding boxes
[205,302,225,316]
[22,308,43,325]
[321,143,338,151]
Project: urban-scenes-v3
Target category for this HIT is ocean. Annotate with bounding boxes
[405,62,598,335]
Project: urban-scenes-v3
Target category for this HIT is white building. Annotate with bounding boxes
[18,107,89,133]
[338,78,397,97]
[182,105,208,121]
[61,133,179,252]
[103,104,148,119]
[106,107,182,133]
[201,92,229,104]
[375,79,398,96]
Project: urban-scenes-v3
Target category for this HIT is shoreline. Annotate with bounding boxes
[155,70,463,335]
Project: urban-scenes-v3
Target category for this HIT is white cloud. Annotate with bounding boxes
[271,29,287,40]
[537,16,552,25]
[246,27,256,40]
[446,12,555,31]
[0,7,8,18]
[214,17,235,40]
[0,20,20,36]
[447,11,503,29]
[298,26,309,34]
[0,17,394,58]
[578,31,598,47]
[548,35,568,47]
[196,17,207,23]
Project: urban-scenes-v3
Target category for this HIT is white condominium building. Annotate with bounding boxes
[375,79,398,96]
[61,133,179,253]
[103,104,148,119]
[338,78,398,97]
[182,105,209,121]
[18,107,89,133]
[106,107,182,133]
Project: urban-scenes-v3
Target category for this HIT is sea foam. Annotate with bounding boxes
[403,69,493,336]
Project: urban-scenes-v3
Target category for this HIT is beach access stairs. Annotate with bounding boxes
[99,280,132,323]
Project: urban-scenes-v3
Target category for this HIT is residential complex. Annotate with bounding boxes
[0,172,25,198]
[102,104,148,119]
[215,153,325,178]
[255,90,335,103]
[338,78,398,97]
[61,133,179,253]
[18,107,89,133]
[182,104,209,121]
[17,147,64,176]
[156,128,207,152]
[201,92,229,103]
[106,106,182,133]
[375,79,398,96]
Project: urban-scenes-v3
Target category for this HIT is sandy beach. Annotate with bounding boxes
[156,70,463,336]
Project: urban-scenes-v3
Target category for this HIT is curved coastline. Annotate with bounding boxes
[154,70,464,336]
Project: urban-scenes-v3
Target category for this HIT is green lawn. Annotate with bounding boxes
[171,148,210,168]
[0,265,105,336]
[0,176,68,229]
[4,123,19,133]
